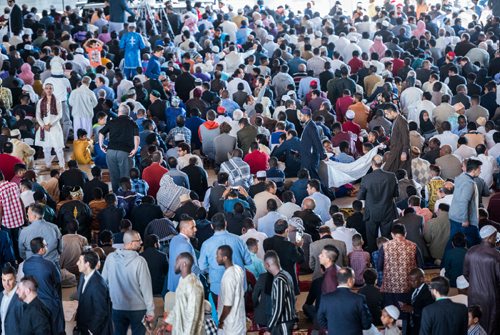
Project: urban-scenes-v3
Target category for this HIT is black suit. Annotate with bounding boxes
[9,4,23,36]
[318,287,372,335]
[82,178,109,203]
[59,168,89,191]
[263,235,304,295]
[131,203,164,238]
[407,284,434,335]
[140,247,168,296]
[174,72,195,102]
[76,271,113,335]
[419,299,468,335]
[299,120,326,180]
[357,168,399,251]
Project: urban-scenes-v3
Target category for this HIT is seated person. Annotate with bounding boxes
[72,129,93,165]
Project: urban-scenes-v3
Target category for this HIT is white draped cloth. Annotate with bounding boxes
[323,145,381,188]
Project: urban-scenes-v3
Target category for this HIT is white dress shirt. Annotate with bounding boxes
[82,270,96,293]
[1,286,17,335]
[431,131,459,151]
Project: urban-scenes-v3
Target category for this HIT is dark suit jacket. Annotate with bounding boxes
[0,289,23,334]
[299,120,326,167]
[76,271,113,335]
[82,178,109,203]
[140,247,168,296]
[9,4,23,35]
[358,169,398,223]
[58,168,89,191]
[408,284,434,335]
[131,203,164,238]
[318,287,372,335]
[263,235,304,294]
[19,297,52,335]
[419,299,468,335]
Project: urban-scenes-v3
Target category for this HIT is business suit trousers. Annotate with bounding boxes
[366,219,393,252]
[112,309,146,335]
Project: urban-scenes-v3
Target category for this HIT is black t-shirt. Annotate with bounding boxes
[99,115,139,153]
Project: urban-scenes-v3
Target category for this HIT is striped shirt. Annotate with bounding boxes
[468,324,487,335]
[268,270,296,330]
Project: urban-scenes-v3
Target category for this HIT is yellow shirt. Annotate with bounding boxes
[72,139,93,164]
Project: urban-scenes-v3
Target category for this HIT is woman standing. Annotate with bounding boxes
[35,83,65,169]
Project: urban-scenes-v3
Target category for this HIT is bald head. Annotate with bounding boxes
[303,198,316,210]
[371,155,383,168]
[440,145,452,155]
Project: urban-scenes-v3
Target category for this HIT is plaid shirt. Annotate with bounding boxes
[0,181,25,228]
[220,157,252,188]
[166,126,192,145]
[131,178,149,195]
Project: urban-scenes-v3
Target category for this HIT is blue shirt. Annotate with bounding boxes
[167,233,200,292]
[119,32,146,68]
[246,252,266,279]
[257,211,286,237]
[220,99,240,117]
[308,191,331,222]
[145,54,161,80]
[93,85,115,102]
[332,152,355,164]
[198,230,252,294]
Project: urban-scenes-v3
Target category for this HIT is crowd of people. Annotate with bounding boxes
[0,0,499,334]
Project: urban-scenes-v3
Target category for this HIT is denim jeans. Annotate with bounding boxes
[106,149,134,192]
[112,309,146,335]
[447,219,481,250]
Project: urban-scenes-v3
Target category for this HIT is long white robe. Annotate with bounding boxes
[35,98,64,149]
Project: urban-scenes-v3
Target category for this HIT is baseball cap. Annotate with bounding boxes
[447,51,456,60]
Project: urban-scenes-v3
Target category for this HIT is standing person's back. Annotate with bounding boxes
[140,235,168,296]
[102,230,155,334]
[420,276,468,335]
[317,267,372,335]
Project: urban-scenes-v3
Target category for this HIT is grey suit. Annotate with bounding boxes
[309,236,347,280]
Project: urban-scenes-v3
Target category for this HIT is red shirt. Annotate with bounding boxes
[0,153,23,181]
[335,96,354,123]
[392,58,405,77]
[244,150,270,175]
[142,162,168,197]
[348,57,364,74]
[342,120,361,135]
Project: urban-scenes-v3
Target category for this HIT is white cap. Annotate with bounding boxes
[233,109,243,121]
[345,110,355,119]
[288,217,304,230]
[212,46,220,53]
[174,133,185,142]
[287,90,296,97]
[255,20,263,26]
[314,31,322,38]
[75,47,84,54]
[237,8,243,14]
[479,225,498,239]
[266,35,274,41]
[128,22,136,28]
[456,275,469,289]
[256,170,267,178]
[348,35,358,42]
[281,95,290,102]
[382,20,390,27]
[10,129,20,138]
[384,305,400,320]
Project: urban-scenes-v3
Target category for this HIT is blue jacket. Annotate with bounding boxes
[109,0,134,23]
[167,234,200,292]
[145,55,161,80]
[0,288,23,334]
[449,173,479,226]
[0,230,15,268]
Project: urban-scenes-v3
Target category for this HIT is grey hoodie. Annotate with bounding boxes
[102,249,154,314]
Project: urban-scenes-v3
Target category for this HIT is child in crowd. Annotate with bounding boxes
[442,232,468,287]
[381,305,401,335]
[358,268,383,326]
[10,163,27,185]
[467,305,487,335]
[72,129,93,165]
[348,234,371,286]
[372,237,389,287]
[93,112,108,168]
[245,238,266,279]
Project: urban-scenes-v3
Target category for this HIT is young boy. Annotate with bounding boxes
[93,112,108,168]
[372,237,389,287]
[467,305,487,335]
[348,234,371,286]
[358,268,383,326]
[381,305,401,335]
[72,129,93,165]
[245,238,266,279]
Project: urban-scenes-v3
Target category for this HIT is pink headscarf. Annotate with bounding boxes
[413,20,427,38]
[18,63,34,86]
[370,36,387,59]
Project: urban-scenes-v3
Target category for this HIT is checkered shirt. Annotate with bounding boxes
[0,181,25,228]
[411,157,431,186]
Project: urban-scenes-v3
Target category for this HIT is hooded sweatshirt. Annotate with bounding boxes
[199,120,220,160]
[102,249,154,314]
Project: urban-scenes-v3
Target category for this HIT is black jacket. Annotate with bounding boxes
[293,209,322,241]
[175,72,196,102]
[181,165,208,199]
[98,205,126,233]
[318,287,372,335]
[57,200,92,239]
[358,284,383,326]
[82,178,109,203]
[131,203,165,238]
[76,271,113,335]
[140,247,168,296]
[59,168,89,191]
[358,169,398,223]
[407,284,434,335]
[19,297,52,335]
[420,299,468,335]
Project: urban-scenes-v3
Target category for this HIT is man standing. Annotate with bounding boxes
[399,268,434,335]
[108,0,135,33]
[298,107,327,180]
[120,23,146,79]
[199,213,252,301]
[419,276,468,335]
[448,159,483,248]
[264,250,296,334]
[76,250,113,335]
[23,237,65,335]
[68,76,98,136]
[217,245,246,334]
[0,263,23,334]
[0,170,25,261]
[167,216,199,292]
[16,276,52,335]
[44,65,73,144]
[319,245,341,294]
[99,103,140,192]
[317,267,372,334]
[358,155,399,251]
[463,225,500,335]
[164,252,205,334]
[7,0,22,36]
[145,46,167,99]
[102,230,155,335]
[309,226,347,279]
[18,203,62,266]
[383,103,411,175]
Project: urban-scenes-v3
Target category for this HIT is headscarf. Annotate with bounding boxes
[40,83,58,118]
[413,20,427,39]
[369,36,387,59]
[22,84,39,103]
[156,174,190,212]
[419,110,435,134]
[18,63,34,85]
